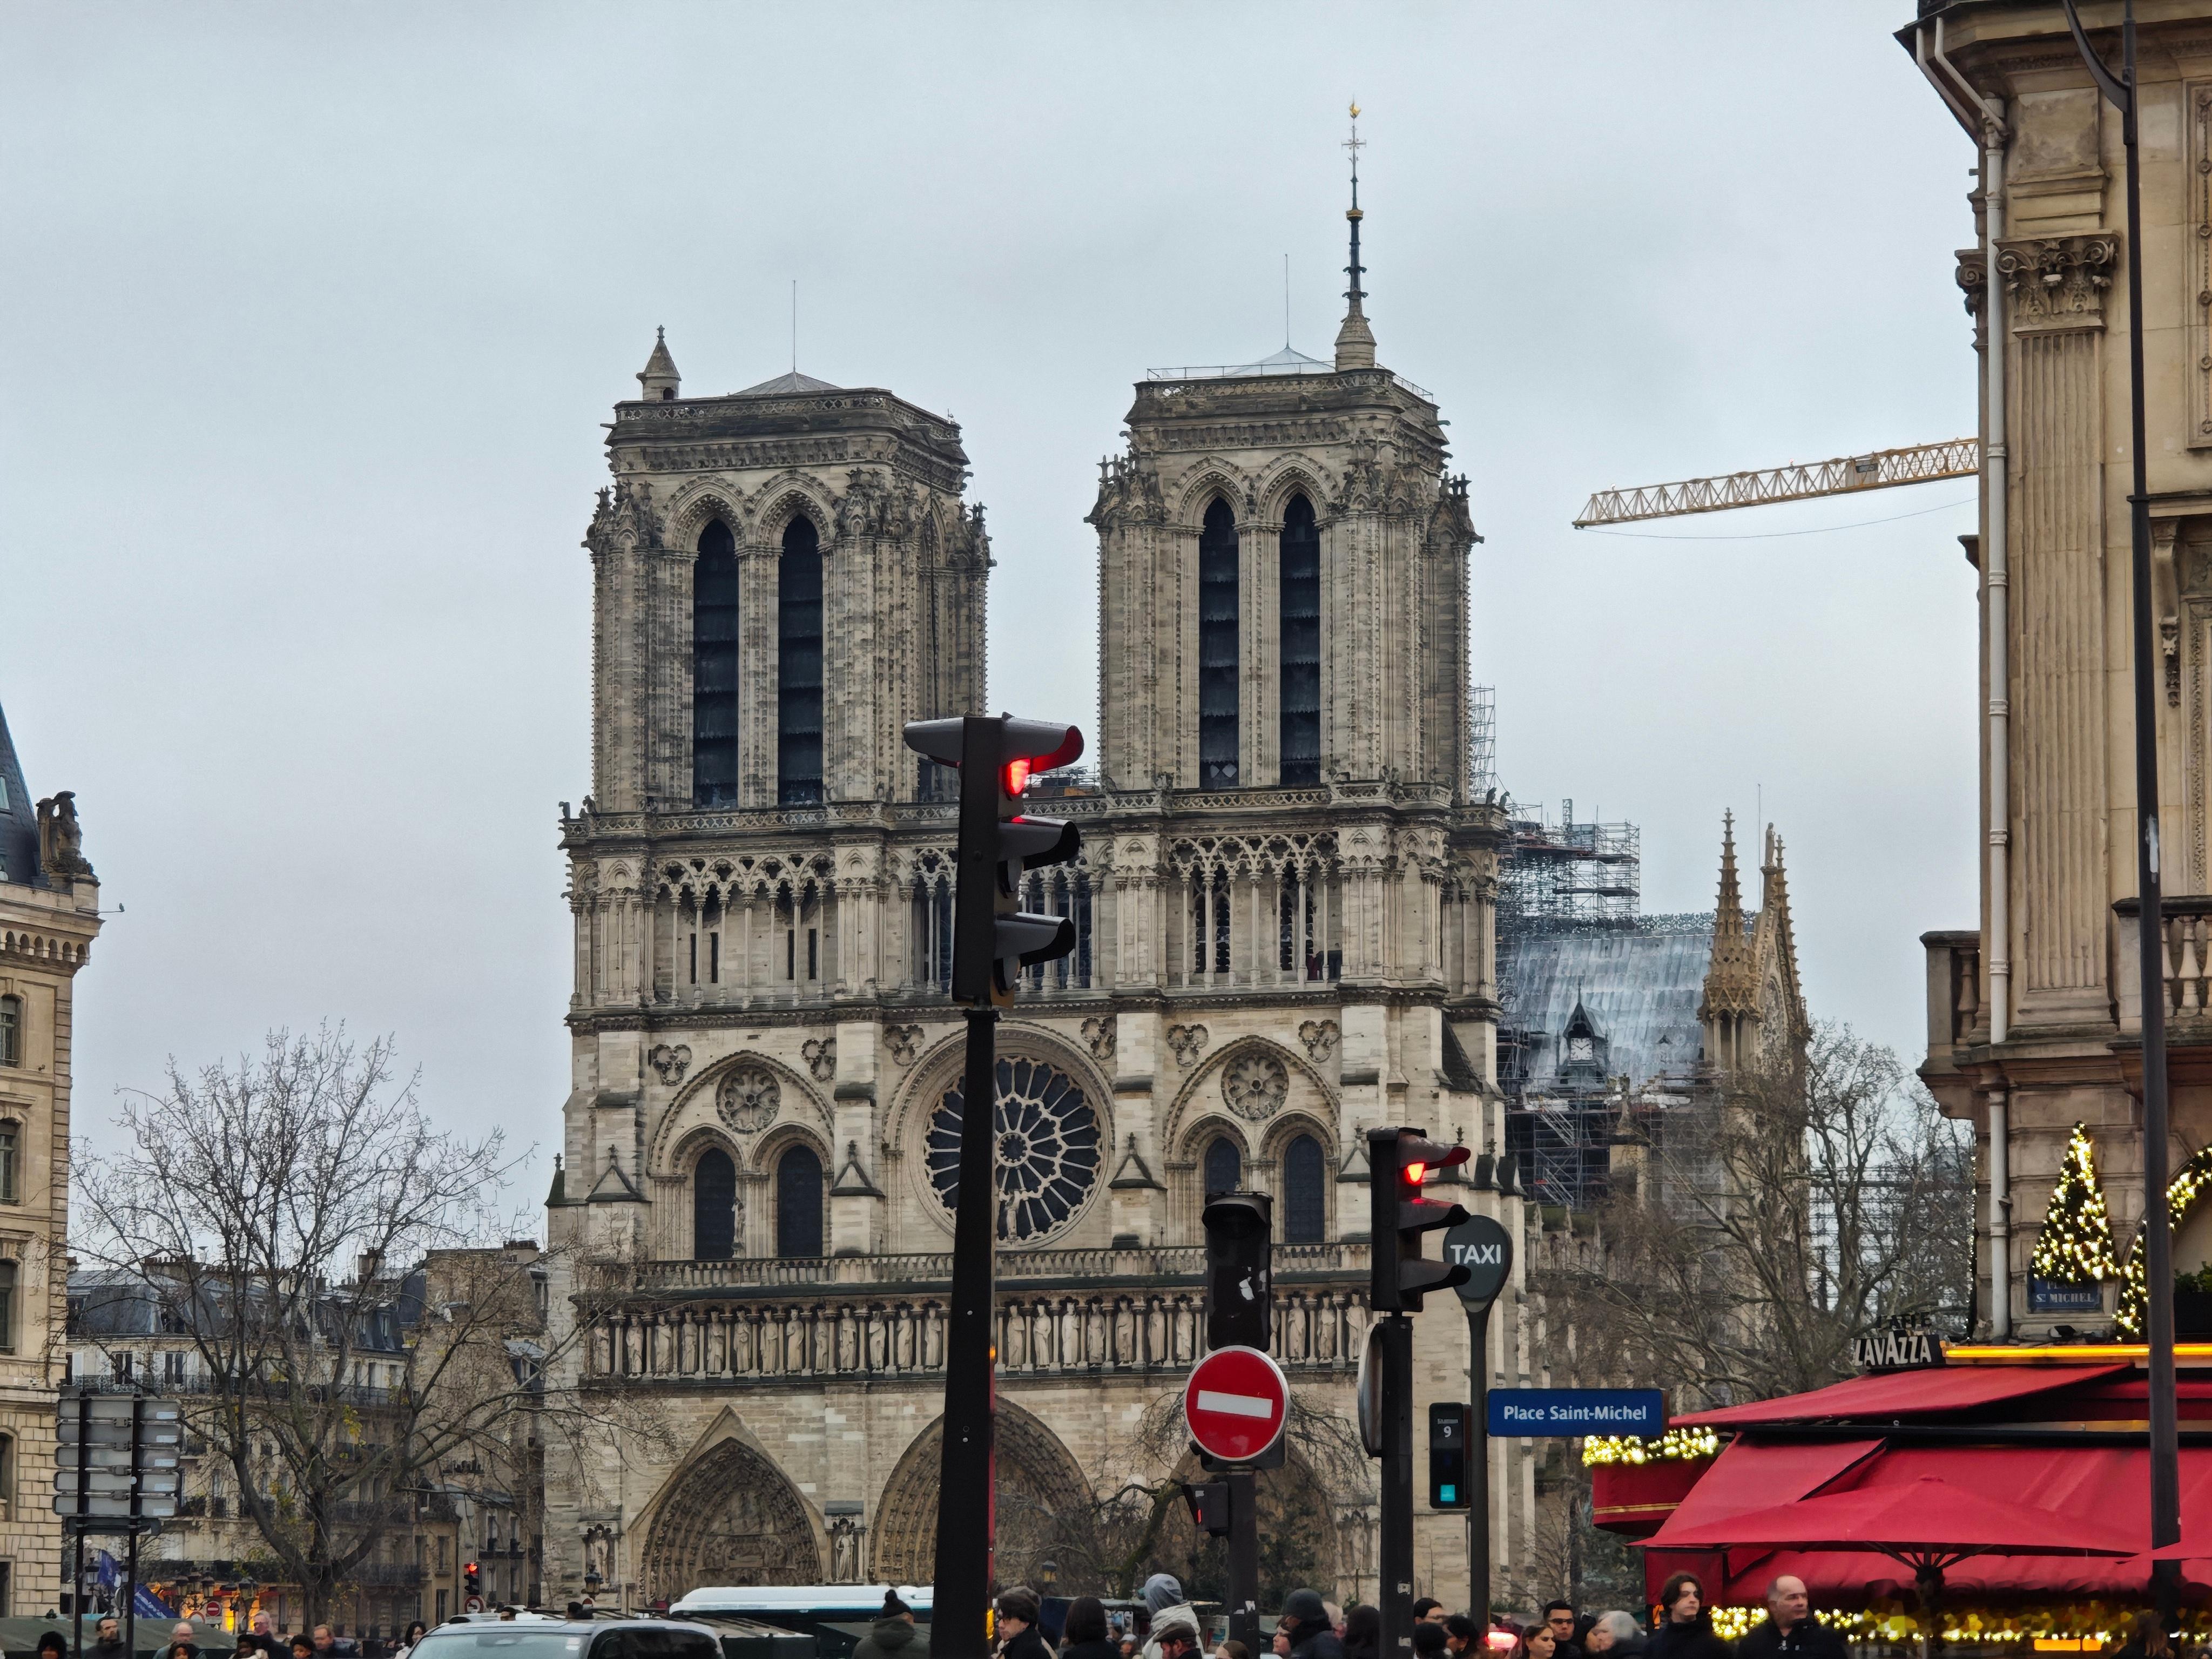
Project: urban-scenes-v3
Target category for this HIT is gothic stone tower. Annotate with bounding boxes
[543,142,1524,1613]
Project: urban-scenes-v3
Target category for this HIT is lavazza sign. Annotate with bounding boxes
[1850,1327,1945,1372]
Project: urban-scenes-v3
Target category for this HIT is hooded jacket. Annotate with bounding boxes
[856,1617,920,1659]
[1139,1576,1198,1659]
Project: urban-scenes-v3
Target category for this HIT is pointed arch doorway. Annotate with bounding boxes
[642,1436,824,1600]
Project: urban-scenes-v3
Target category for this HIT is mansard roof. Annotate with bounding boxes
[1500,913,1715,1091]
[0,697,41,889]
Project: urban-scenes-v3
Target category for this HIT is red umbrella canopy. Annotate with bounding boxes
[1641,1475,2137,1568]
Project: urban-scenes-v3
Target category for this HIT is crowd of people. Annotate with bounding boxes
[28,1611,430,1659]
[851,1570,1852,1659]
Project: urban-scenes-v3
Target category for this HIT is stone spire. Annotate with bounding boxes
[637,326,680,401]
[1333,103,1377,372]
[1700,812,1759,1039]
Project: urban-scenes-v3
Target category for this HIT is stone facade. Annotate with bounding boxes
[0,702,100,1614]
[544,192,1533,1613]
[1911,3,2212,1336]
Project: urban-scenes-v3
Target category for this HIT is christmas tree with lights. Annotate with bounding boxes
[2031,1121,2116,1285]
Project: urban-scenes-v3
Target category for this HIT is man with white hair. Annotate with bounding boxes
[1586,1614,1643,1659]
[1735,1576,1844,1659]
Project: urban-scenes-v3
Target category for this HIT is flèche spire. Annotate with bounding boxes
[1333,102,1378,372]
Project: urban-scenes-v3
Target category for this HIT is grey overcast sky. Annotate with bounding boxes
[1,2,1979,1175]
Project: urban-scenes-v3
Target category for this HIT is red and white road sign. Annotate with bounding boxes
[1182,1344,1290,1464]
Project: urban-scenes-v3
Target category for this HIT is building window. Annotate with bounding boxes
[692,519,743,806]
[0,999,17,1068]
[0,1260,19,1356]
[1204,1137,1241,1198]
[775,1144,824,1259]
[1198,498,1239,786]
[0,1122,18,1204]
[0,1431,14,1512]
[1279,494,1321,786]
[1284,1135,1326,1243]
[692,1149,736,1261]
[778,516,825,805]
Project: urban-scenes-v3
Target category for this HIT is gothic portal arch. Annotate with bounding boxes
[642,1436,824,1599]
[872,1399,1090,1587]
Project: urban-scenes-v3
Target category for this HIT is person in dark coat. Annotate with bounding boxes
[1062,1599,1119,1659]
[1585,1615,1644,1659]
[854,1590,920,1659]
[1644,1574,1730,1659]
[1341,1607,1380,1659]
[999,1591,1052,1659]
[1282,1591,1345,1659]
[88,1620,127,1659]
[1543,1606,1584,1659]
[1733,1578,1842,1659]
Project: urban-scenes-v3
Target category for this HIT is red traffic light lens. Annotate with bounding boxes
[1002,758,1032,797]
[1403,1161,1427,1186]
[465,1563,477,1574]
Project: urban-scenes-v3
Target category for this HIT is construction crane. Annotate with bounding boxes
[1572,437,1979,528]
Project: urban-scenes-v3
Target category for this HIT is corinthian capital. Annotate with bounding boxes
[1996,234,2117,331]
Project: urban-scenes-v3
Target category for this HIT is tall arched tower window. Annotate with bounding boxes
[1204,1136,1241,1198]
[778,516,825,805]
[776,1144,824,1258]
[1198,498,1239,786]
[692,1148,736,1261]
[692,520,742,806]
[1283,1134,1325,1243]
[1279,494,1321,786]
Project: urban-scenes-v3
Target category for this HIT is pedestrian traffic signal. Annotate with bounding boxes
[1181,1479,1231,1537]
[1367,1126,1472,1313]
[1201,1191,1272,1351]
[903,714,1084,1006]
[1428,1402,1469,1509]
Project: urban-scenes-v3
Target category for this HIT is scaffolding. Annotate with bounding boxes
[1469,686,1497,797]
[1496,799,1641,936]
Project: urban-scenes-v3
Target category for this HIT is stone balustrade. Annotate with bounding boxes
[583,1243,1372,1384]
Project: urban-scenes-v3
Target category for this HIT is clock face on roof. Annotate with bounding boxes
[1567,1036,1595,1060]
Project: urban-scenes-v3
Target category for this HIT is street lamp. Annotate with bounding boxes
[2059,0,2182,1623]
[1038,1562,1057,1595]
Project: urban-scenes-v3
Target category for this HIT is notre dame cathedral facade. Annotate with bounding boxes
[542,180,1535,1613]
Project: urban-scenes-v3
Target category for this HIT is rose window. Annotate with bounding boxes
[1222,1050,1289,1121]
[927,1056,1101,1240]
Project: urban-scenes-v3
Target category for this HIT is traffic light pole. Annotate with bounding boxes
[1227,1469,1259,1652]
[932,1003,1000,1658]
[1378,1313,1415,1659]
[1468,1301,1491,1622]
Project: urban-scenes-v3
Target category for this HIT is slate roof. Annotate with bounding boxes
[0,697,41,889]
[735,370,842,396]
[1499,913,1716,1091]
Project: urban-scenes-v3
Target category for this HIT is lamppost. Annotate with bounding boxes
[2059,0,2182,1622]
[1038,1562,1057,1597]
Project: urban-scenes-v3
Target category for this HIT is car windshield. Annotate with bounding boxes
[413,1635,586,1659]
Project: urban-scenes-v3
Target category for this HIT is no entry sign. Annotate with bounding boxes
[1183,1344,1290,1464]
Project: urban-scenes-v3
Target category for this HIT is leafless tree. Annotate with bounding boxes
[72,1026,645,1624]
[1539,1022,1973,1410]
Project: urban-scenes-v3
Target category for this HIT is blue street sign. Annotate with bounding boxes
[1487,1388,1665,1438]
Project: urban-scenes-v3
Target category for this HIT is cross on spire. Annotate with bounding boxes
[1333,100,1377,370]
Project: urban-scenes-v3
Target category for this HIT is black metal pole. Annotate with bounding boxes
[123,1528,138,1659]
[1226,1469,1259,1653]
[2061,0,2181,1617]
[1468,1304,1490,1623]
[1379,1314,1414,1659]
[931,1005,1000,1658]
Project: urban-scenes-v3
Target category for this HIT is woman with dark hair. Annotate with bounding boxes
[1343,1607,1381,1659]
[1645,1574,1730,1659]
[393,1627,428,1659]
[37,1634,68,1659]
[1507,1627,1556,1659]
[1062,1599,1117,1659]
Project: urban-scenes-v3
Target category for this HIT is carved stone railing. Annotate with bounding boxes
[584,1245,1371,1385]
[2115,896,2212,1026]
[621,1240,1366,1294]
[1920,929,1981,1054]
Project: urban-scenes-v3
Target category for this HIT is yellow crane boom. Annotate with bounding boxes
[1572,437,1979,528]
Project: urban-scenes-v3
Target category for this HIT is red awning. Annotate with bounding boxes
[1675,1364,2128,1428]
[1642,1439,2212,1603]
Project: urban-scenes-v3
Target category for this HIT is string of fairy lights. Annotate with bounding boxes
[2026,1120,2212,1338]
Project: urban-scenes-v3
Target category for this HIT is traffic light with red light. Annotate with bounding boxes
[1368,1126,1472,1312]
[464,1562,481,1595]
[903,714,1084,1005]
